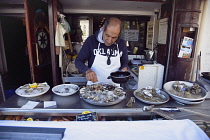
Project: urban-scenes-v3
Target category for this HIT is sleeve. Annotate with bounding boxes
[119,40,128,70]
[75,38,91,74]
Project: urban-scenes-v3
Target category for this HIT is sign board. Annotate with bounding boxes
[123,30,139,41]
[158,18,168,44]
[76,112,98,121]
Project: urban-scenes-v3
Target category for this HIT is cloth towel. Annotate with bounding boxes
[55,22,66,47]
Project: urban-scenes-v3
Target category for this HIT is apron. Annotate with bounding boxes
[87,43,121,85]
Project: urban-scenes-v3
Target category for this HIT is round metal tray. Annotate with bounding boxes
[163,81,207,101]
[79,87,126,106]
[133,89,170,105]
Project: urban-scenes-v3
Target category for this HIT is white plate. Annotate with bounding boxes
[133,89,170,105]
[171,96,205,105]
[15,82,50,97]
[52,84,79,96]
[163,81,207,101]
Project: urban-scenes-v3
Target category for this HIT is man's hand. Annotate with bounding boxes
[121,67,128,72]
[86,69,98,83]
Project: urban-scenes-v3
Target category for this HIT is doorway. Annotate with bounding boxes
[0,16,31,95]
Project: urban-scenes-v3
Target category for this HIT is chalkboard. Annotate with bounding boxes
[76,112,98,121]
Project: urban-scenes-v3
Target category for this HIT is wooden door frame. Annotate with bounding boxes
[48,0,63,86]
[24,0,62,86]
[24,0,36,82]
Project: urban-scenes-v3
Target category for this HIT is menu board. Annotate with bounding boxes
[158,18,168,44]
[123,30,139,41]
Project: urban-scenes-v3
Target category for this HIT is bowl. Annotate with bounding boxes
[71,73,83,77]
[52,84,79,96]
[163,81,207,101]
[108,71,133,83]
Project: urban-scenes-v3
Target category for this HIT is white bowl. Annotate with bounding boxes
[163,81,207,101]
[52,84,79,96]
[71,73,83,77]
[171,95,205,105]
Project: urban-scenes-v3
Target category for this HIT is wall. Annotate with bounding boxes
[192,0,210,80]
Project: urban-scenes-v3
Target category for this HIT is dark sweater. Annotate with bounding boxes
[75,30,128,74]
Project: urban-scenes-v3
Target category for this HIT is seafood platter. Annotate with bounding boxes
[133,86,170,105]
[163,81,207,104]
[52,84,79,96]
[15,82,50,97]
[79,83,126,106]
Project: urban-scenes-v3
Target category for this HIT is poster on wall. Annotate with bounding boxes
[178,36,194,58]
[123,30,139,41]
[158,18,168,44]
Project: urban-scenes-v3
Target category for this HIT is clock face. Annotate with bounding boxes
[36,27,49,49]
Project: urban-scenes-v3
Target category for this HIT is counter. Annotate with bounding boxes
[0,89,210,119]
[0,89,210,139]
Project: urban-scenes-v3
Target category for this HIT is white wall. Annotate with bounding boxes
[192,0,210,80]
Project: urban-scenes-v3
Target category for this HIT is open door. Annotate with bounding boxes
[24,0,52,86]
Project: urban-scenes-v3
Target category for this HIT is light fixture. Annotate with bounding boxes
[154,9,160,19]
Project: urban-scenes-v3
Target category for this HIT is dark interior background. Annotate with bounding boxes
[1,16,31,92]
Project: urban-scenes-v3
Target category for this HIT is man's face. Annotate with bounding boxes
[102,25,120,46]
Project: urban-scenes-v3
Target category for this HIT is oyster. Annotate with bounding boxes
[25,88,33,93]
[136,86,166,102]
[80,83,125,104]
[172,82,202,98]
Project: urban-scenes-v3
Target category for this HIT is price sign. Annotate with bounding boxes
[76,112,98,121]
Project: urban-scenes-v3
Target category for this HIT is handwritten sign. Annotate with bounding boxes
[76,112,98,121]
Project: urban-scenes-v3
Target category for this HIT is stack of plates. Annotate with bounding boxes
[163,81,207,105]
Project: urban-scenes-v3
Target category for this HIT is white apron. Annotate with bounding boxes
[87,43,121,85]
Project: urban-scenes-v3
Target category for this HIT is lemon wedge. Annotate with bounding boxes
[82,111,91,114]
[26,117,33,121]
[29,83,38,88]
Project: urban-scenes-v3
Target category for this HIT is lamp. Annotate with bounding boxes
[154,9,160,19]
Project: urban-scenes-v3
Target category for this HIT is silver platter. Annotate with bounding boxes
[133,89,170,105]
[79,85,126,106]
[80,95,126,106]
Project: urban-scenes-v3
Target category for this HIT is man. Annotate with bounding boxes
[75,17,128,85]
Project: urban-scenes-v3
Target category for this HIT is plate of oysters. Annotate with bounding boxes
[133,86,170,105]
[163,81,207,104]
[15,82,50,97]
[52,84,79,96]
[79,83,126,106]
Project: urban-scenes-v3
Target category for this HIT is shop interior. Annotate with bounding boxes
[0,0,164,99]
[61,14,160,89]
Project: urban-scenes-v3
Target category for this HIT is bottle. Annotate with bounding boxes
[131,21,136,29]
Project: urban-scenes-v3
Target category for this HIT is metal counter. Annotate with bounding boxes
[0,89,210,118]
[0,89,210,136]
